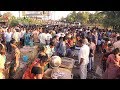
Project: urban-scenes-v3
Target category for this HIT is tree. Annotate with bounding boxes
[9,19,19,27]
[102,11,120,31]
[88,11,105,27]
[66,11,77,23]
[2,12,13,21]
[64,11,90,25]
[81,12,90,24]
[60,17,65,22]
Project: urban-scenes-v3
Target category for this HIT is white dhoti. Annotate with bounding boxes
[79,64,88,79]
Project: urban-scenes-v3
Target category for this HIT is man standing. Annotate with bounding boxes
[32,28,39,46]
[78,39,90,79]
[46,30,52,45]
[12,29,21,47]
[38,29,47,46]
[113,36,120,49]
[4,28,13,53]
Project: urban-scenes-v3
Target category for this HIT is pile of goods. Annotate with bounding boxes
[51,68,73,79]
[60,57,75,71]
[44,56,74,79]
[20,46,38,61]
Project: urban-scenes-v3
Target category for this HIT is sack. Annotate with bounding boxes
[95,65,102,77]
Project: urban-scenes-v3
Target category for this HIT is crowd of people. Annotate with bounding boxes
[0,24,120,79]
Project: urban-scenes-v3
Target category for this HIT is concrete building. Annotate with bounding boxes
[23,11,50,20]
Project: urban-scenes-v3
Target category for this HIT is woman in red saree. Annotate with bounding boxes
[103,48,120,79]
[22,46,49,79]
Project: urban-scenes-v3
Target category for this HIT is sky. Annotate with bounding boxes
[0,11,95,20]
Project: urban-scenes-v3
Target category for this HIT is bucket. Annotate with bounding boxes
[23,55,28,62]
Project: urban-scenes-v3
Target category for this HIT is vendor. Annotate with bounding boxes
[31,53,49,79]
[22,46,49,79]
[9,39,20,79]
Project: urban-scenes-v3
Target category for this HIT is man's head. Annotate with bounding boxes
[7,28,11,32]
[117,36,120,41]
[38,53,48,66]
[59,37,63,42]
[10,38,16,47]
[50,41,55,48]
[39,46,46,53]
[78,39,84,47]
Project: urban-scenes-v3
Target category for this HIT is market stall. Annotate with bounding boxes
[43,57,75,79]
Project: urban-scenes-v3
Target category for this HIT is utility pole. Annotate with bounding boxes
[0,11,1,16]
[19,11,20,18]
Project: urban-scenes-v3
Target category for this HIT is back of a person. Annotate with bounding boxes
[13,32,20,42]
[20,30,26,39]
[46,33,52,45]
[32,30,39,42]
[5,32,12,42]
[45,45,52,57]
[113,41,120,49]
[81,44,90,65]
[39,33,47,45]
[89,42,96,54]
[103,54,119,79]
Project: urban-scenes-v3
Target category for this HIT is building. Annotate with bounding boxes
[23,11,50,20]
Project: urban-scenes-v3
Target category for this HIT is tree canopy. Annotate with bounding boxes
[63,11,120,32]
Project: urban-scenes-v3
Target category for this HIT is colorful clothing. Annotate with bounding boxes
[24,33,31,46]
[0,54,6,79]
[22,59,41,79]
[103,54,120,79]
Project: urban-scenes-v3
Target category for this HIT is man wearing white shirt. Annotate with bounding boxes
[46,41,55,57]
[46,31,52,45]
[20,28,26,47]
[78,39,90,79]
[38,30,47,46]
[4,28,13,53]
[12,29,21,47]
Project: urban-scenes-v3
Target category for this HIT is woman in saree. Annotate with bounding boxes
[103,48,120,79]
[22,46,49,79]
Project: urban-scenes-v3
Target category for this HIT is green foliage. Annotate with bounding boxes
[63,11,120,32]
[102,11,120,31]
[66,11,78,23]
[9,19,19,27]
[64,11,102,25]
